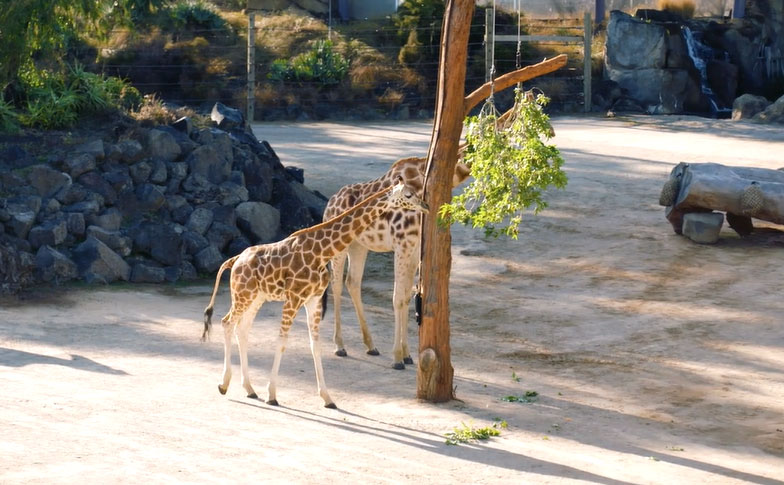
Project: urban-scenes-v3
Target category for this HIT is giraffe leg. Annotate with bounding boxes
[304,296,336,408]
[219,314,235,395]
[267,299,298,406]
[330,251,348,357]
[235,302,262,399]
[392,248,418,369]
[345,244,378,355]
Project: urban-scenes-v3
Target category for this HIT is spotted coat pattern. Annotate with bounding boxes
[202,180,428,407]
[323,156,471,369]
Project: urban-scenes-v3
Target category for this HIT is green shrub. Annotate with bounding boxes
[0,98,20,133]
[268,40,349,86]
[167,0,227,31]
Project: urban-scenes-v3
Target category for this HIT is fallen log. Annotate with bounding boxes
[661,162,784,235]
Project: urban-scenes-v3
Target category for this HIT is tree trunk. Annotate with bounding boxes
[417,0,475,402]
[662,162,784,234]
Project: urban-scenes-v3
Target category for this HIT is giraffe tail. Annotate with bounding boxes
[202,255,240,342]
[321,286,328,317]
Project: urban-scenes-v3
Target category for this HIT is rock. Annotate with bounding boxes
[0,243,35,293]
[129,160,153,184]
[28,218,67,249]
[62,199,101,215]
[149,159,168,184]
[212,205,236,227]
[186,207,214,235]
[217,181,249,206]
[55,183,88,205]
[63,153,97,178]
[130,222,183,266]
[706,60,738,108]
[167,162,188,180]
[753,94,784,124]
[227,235,251,257]
[682,212,724,244]
[73,139,105,160]
[5,203,37,239]
[606,67,692,110]
[34,245,78,283]
[66,212,86,237]
[130,262,167,283]
[206,222,239,252]
[185,145,231,184]
[86,225,132,257]
[194,245,224,273]
[87,208,123,231]
[146,128,182,163]
[235,201,281,243]
[135,183,166,212]
[172,116,193,136]
[78,171,118,205]
[285,166,305,184]
[182,230,210,255]
[605,11,667,71]
[103,168,134,192]
[211,102,244,130]
[27,165,72,198]
[117,139,145,164]
[72,236,131,282]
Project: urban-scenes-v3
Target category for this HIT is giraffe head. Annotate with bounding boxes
[387,177,429,213]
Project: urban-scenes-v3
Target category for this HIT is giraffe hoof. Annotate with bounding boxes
[267,399,279,406]
[403,356,414,365]
[325,402,337,409]
[247,392,258,399]
[218,384,228,395]
[335,349,348,357]
[367,348,380,356]
[392,362,405,370]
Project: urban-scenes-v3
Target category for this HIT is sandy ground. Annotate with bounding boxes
[1,115,783,484]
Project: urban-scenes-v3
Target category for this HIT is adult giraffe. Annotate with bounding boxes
[324,157,470,369]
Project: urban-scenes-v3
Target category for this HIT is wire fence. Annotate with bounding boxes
[96,13,593,120]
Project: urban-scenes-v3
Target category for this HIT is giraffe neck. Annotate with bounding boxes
[292,185,394,263]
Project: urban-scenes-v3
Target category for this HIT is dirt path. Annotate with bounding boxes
[2,115,783,484]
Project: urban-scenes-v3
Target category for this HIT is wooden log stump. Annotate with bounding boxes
[661,162,784,236]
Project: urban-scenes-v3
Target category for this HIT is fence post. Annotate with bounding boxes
[485,6,494,83]
[583,11,592,113]
[247,11,256,127]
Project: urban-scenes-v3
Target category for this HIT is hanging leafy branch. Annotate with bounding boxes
[439,88,567,238]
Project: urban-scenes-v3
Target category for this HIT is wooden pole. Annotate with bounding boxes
[418,0,475,402]
[246,11,256,127]
[583,12,592,113]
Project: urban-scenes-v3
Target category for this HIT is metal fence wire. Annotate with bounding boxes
[97,13,591,121]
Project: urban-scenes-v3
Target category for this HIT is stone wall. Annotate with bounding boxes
[0,104,327,293]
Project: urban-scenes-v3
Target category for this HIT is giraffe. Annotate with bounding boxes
[201,179,428,408]
[324,156,471,370]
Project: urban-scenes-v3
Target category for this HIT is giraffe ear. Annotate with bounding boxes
[395,175,404,185]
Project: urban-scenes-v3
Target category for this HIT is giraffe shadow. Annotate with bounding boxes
[0,347,128,375]
[228,398,636,485]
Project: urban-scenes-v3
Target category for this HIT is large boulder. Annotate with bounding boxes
[605,11,666,71]
[211,102,244,131]
[235,201,281,243]
[72,236,131,283]
[185,145,232,185]
[27,165,72,198]
[732,93,771,120]
[28,218,68,249]
[34,246,78,283]
[146,128,182,163]
[753,94,784,124]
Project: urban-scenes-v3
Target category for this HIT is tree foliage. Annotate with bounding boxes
[0,0,115,90]
[439,88,568,238]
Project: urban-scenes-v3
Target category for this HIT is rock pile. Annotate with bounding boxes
[0,104,326,293]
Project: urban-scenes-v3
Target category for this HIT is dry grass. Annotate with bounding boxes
[658,0,696,18]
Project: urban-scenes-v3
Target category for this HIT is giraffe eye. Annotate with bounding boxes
[405,192,412,198]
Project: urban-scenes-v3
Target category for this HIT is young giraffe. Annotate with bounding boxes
[202,179,428,408]
[324,156,471,369]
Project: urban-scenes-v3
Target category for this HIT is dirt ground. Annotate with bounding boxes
[2,115,783,484]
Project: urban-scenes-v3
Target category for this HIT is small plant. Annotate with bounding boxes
[440,88,568,238]
[445,420,506,445]
[0,99,20,133]
[501,391,539,403]
[267,40,349,86]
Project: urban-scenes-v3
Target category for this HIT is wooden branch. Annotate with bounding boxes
[463,54,568,116]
